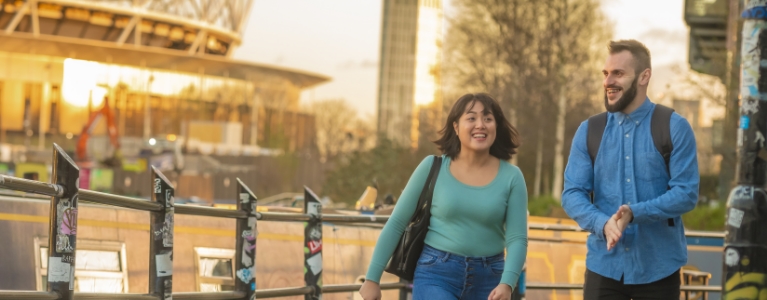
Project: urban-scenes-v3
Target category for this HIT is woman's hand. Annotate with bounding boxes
[488,283,512,300]
[359,280,382,300]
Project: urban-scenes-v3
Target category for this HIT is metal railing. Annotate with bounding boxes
[0,143,726,299]
[0,144,402,300]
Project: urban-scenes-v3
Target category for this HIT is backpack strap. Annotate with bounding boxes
[650,104,675,227]
[650,104,674,177]
[587,112,608,164]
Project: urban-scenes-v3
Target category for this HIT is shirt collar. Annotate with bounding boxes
[611,97,653,125]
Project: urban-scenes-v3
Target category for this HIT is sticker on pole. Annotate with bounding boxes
[48,257,71,282]
[725,248,740,267]
[728,208,745,228]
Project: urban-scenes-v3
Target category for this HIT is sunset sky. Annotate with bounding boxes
[233,0,691,117]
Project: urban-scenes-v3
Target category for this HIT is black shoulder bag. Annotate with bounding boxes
[384,155,442,281]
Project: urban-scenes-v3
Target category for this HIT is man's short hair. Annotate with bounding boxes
[608,39,651,74]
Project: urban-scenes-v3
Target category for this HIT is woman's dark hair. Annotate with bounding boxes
[434,93,520,160]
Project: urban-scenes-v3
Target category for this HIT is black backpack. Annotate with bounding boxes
[586,104,675,226]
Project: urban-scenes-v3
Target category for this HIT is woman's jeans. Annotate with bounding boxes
[413,244,504,300]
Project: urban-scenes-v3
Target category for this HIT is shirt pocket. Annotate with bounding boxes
[636,151,666,184]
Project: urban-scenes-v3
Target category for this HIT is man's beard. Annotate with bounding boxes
[604,77,638,113]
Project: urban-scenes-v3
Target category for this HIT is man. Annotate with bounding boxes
[561,39,699,299]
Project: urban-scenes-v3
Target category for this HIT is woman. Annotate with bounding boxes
[359,93,528,300]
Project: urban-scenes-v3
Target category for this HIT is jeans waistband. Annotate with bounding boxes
[422,244,504,265]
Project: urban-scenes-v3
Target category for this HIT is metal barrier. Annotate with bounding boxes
[0,144,403,300]
[0,143,727,299]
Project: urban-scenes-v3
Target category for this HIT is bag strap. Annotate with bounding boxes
[650,104,674,177]
[587,112,608,165]
[424,156,443,209]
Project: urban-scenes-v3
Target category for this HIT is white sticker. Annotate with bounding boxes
[156,252,173,277]
[69,266,75,290]
[729,208,745,228]
[47,257,71,282]
[307,202,321,216]
[307,254,323,275]
[725,248,740,267]
[242,253,253,267]
[240,193,250,203]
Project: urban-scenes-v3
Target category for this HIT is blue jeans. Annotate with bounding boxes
[413,244,504,300]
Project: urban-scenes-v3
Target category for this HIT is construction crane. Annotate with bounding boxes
[76,95,121,167]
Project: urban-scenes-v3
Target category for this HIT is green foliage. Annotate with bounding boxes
[528,195,561,217]
[683,203,726,231]
[322,137,438,207]
[699,174,720,202]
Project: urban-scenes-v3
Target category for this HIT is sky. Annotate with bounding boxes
[233,0,691,118]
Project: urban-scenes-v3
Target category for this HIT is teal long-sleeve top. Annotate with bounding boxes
[365,155,528,287]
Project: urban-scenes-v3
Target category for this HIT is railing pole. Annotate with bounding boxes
[723,2,767,298]
[46,144,80,300]
[398,278,409,300]
[234,178,257,299]
[303,187,323,300]
[148,167,174,300]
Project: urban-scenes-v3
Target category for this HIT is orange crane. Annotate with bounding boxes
[76,96,121,167]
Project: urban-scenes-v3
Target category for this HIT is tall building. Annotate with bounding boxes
[377,0,443,148]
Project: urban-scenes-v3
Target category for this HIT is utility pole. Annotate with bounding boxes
[722,0,767,298]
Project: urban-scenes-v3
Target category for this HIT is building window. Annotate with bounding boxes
[194,247,235,292]
[35,238,128,293]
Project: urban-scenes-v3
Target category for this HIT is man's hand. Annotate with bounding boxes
[604,212,622,251]
[615,205,633,232]
[488,284,512,300]
[606,205,634,250]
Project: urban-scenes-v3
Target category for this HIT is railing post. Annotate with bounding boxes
[149,167,174,300]
[234,178,257,299]
[723,1,767,298]
[303,187,323,300]
[398,278,409,300]
[46,144,80,300]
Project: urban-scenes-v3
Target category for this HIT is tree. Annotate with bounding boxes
[307,99,375,163]
[444,0,611,201]
[321,137,429,207]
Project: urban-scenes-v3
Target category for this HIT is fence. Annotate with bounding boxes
[0,144,406,300]
[0,143,724,300]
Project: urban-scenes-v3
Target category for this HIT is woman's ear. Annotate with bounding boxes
[453,121,458,134]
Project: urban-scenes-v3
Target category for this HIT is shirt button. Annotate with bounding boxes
[626,179,631,183]
[625,134,629,138]
[625,248,629,251]
[635,121,639,124]
[625,156,630,160]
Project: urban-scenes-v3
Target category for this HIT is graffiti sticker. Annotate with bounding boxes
[236,268,253,283]
[165,190,174,208]
[240,193,250,203]
[163,278,172,300]
[48,257,71,282]
[154,178,162,193]
[308,240,322,254]
[163,210,174,247]
[728,208,745,228]
[56,234,73,253]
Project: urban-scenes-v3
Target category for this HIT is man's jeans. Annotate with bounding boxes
[413,245,504,300]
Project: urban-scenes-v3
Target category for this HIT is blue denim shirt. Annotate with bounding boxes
[562,98,699,284]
